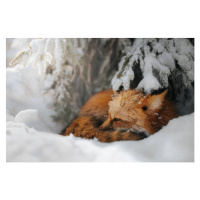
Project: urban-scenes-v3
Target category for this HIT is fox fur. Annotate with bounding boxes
[62,89,177,142]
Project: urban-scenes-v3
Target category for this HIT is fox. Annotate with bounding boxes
[62,89,178,142]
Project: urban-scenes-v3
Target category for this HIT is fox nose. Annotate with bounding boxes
[137,132,149,139]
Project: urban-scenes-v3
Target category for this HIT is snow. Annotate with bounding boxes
[137,72,161,92]
[6,63,63,133]
[111,65,135,91]
[15,110,51,132]
[6,38,33,67]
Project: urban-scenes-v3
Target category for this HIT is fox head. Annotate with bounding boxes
[100,89,176,136]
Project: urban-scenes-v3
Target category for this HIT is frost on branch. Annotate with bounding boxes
[111,38,194,115]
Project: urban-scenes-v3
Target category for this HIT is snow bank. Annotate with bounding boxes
[6,111,194,162]
[6,64,63,133]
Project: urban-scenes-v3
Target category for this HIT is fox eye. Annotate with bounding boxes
[142,106,148,111]
[113,118,120,121]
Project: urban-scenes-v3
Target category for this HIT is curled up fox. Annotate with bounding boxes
[63,89,177,142]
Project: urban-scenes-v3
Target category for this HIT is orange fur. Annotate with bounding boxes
[63,89,178,142]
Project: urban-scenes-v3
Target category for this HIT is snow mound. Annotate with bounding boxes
[15,110,51,132]
[6,63,63,133]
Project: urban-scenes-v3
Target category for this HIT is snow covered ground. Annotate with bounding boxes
[6,39,194,162]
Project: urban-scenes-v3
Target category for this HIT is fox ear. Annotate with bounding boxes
[146,90,168,112]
